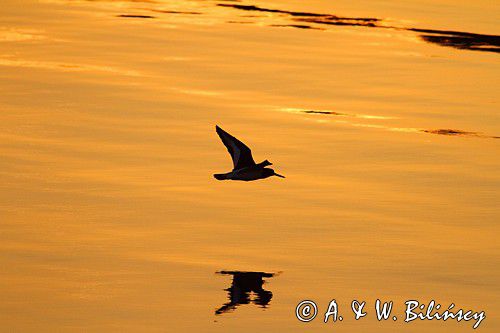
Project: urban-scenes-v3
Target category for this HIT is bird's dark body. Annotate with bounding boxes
[214,165,275,181]
[214,125,284,181]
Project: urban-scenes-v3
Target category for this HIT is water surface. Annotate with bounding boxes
[1,0,499,332]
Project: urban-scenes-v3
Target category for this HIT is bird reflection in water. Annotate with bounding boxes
[215,271,276,315]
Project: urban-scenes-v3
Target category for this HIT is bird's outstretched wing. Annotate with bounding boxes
[216,125,256,170]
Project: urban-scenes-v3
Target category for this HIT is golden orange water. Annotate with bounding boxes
[1,0,499,332]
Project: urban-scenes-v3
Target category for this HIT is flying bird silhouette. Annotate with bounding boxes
[214,125,285,181]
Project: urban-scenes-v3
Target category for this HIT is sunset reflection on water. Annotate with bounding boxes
[0,0,499,332]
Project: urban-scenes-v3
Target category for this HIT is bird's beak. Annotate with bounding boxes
[274,173,285,178]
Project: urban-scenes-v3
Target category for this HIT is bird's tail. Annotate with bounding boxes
[213,173,229,180]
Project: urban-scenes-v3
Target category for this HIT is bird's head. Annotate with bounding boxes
[263,168,285,179]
